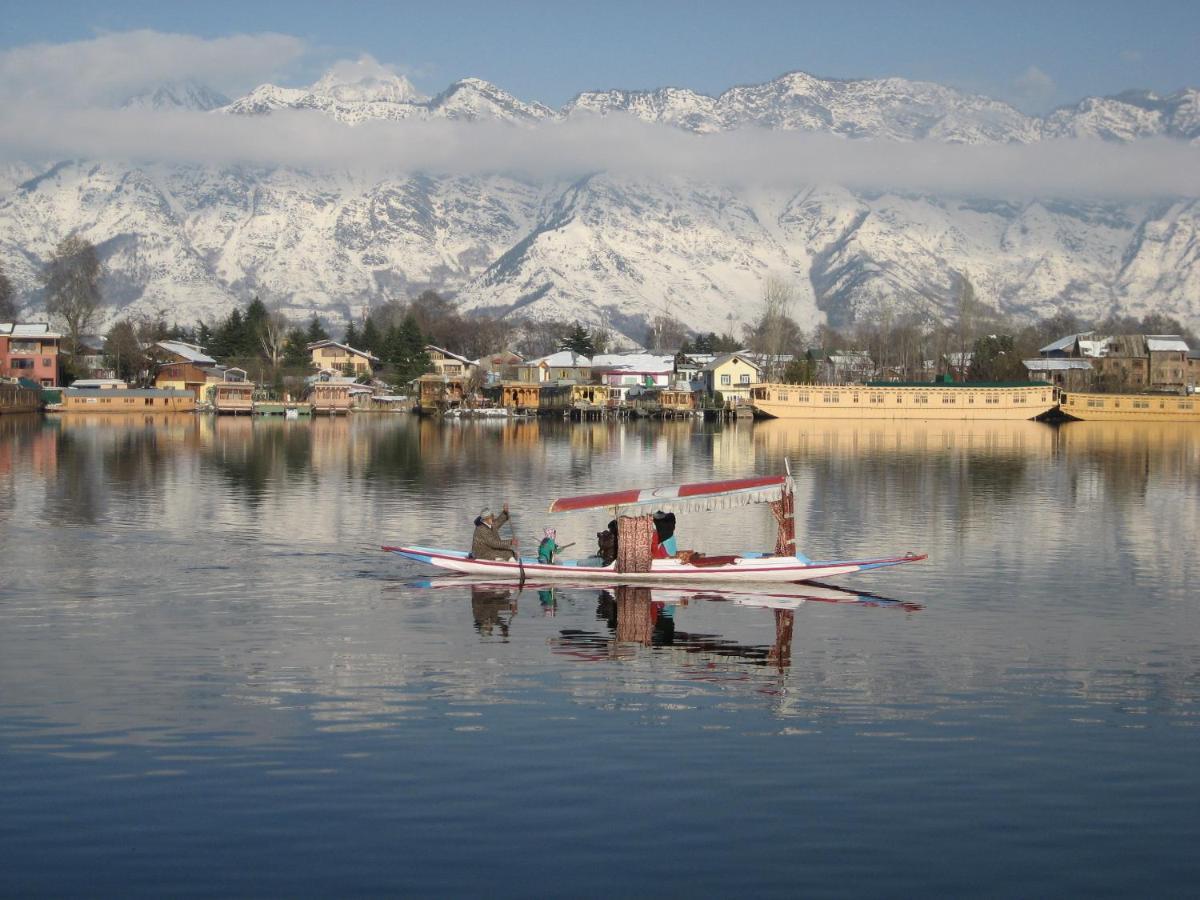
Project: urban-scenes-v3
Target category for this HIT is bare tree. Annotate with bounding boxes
[645,314,689,353]
[258,303,290,369]
[747,274,799,381]
[43,236,102,360]
[0,260,15,321]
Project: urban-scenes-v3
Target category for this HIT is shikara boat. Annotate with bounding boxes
[384,474,926,584]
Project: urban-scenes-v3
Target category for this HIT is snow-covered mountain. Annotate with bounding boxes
[2,66,1199,339]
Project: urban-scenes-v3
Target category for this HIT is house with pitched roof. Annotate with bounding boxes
[307,340,380,376]
[0,323,62,387]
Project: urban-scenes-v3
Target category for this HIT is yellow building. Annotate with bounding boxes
[426,345,478,379]
[307,340,380,376]
[702,353,761,403]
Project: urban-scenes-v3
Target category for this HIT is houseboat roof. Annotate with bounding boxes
[69,378,128,388]
[64,387,192,398]
[1039,333,1090,354]
[155,340,215,365]
[1,322,62,339]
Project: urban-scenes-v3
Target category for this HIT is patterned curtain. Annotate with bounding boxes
[768,488,796,557]
[615,585,655,645]
[616,514,655,574]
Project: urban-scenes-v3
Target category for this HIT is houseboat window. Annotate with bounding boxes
[915,395,927,404]
[1180,402,1194,410]
[798,393,808,402]
[1133,400,1149,409]
[942,395,955,403]
[852,394,859,403]
[721,375,731,385]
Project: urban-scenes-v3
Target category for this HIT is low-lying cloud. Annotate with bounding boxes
[0,30,1197,201]
[1,105,1197,200]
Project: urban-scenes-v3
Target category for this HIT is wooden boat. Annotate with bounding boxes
[384,473,926,584]
[1059,390,1200,422]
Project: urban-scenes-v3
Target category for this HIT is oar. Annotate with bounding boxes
[505,509,525,587]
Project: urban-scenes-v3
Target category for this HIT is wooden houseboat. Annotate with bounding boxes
[212,382,256,415]
[490,382,541,414]
[1059,391,1200,422]
[0,379,42,413]
[308,381,354,415]
[414,374,468,414]
[61,386,196,413]
[750,381,1058,421]
[569,383,610,418]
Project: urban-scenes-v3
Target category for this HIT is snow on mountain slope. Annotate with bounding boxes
[3,67,1200,336]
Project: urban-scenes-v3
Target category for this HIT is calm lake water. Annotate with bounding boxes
[1,412,1197,897]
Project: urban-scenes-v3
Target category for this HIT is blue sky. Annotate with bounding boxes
[1,0,1197,111]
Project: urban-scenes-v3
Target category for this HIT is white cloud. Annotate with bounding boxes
[1012,65,1056,108]
[0,106,1197,200]
[0,30,307,108]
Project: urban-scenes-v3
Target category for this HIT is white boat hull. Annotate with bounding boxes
[383,545,925,583]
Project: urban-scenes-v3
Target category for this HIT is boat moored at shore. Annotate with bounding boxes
[751,381,1058,420]
[1059,391,1200,422]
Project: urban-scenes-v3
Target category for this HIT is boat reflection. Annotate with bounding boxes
[412,578,922,671]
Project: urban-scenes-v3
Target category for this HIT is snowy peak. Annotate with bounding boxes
[310,58,427,104]
[429,77,556,122]
[122,81,229,112]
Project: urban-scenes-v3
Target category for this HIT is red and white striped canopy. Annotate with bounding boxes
[549,474,787,515]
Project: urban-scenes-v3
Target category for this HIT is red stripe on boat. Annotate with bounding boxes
[549,475,785,513]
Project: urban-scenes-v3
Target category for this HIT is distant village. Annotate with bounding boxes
[1,238,1197,418]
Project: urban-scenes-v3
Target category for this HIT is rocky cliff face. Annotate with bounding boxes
[1,67,1197,339]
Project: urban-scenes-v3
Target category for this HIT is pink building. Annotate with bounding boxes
[0,323,62,387]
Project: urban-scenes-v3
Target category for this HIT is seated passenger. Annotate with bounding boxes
[471,504,518,561]
[652,511,678,559]
[538,527,563,564]
[597,520,619,566]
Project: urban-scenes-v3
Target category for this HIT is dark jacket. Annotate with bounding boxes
[471,511,516,561]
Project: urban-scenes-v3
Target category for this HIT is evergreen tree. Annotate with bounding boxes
[344,320,360,349]
[243,297,268,357]
[360,316,382,355]
[196,321,214,352]
[560,322,595,356]
[283,328,310,368]
[305,314,329,344]
[388,314,432,384]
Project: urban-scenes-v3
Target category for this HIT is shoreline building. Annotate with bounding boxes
[0,323,61,387]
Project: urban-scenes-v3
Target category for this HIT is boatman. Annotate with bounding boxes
[471,504,519,561]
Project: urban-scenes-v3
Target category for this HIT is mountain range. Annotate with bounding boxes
[1,66,1198,341]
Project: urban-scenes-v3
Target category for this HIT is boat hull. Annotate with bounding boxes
[384,545,926,583]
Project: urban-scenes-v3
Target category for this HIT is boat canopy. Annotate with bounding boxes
[549,474,787,515]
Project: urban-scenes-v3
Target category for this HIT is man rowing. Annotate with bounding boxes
[471,504,519,561]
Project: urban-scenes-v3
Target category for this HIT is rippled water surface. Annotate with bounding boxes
[1,413,1197,897]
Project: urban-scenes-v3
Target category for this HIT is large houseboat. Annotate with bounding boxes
[750,381,1059,421]
[1059,391,1200,422]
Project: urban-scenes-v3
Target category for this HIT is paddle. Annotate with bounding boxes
[503,504,525,587]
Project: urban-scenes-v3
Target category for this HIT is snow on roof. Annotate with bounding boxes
[1146,336,1190,352]
[591,353,674,373]
[1023,358,1095,371]
[1039,333,1084,354]
[702,353,761,372]
[425,344,477,365]
[156,340,215,365]
[306,340,380,362]
[528,350,591,367]
[1,322,62,339]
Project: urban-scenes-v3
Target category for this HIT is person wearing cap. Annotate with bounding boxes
[470,503,518,561]
[538,527,562,564]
